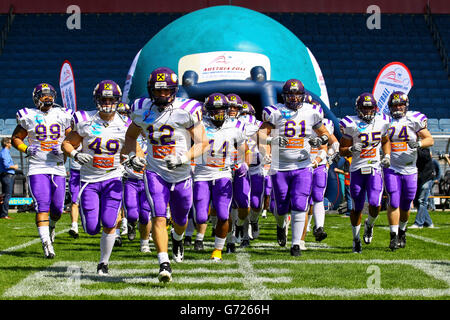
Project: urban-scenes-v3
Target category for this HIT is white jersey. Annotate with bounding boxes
[239,115,264,175]
[72,110,131,182]
[16,106,73,176]
[388,110,428,175]
[130,97,203,183]
[123,133,148,180]
[193,118,247,182]
[309,118,335,166]
[339,113,391,172]
[262,102,324,171]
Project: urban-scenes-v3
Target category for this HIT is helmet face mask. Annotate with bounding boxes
[240,101,256,117]
[388,91,409,119]
[282,79,305,110]
[226,94,243,118]
[93,80,122,114]
[33,83,57,111]
[204,93,229,127]
[355,93,378,123]
[147,67,178,109]
[116,102,130,116]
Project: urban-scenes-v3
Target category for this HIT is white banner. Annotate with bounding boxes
[59,60,77,112]
[122,49,142,104]
[178,51,271,83]
[372,62,413,115]
[307,47,330,109]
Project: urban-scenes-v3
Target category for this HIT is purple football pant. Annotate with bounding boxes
[233,173,250,208]
[350,168,383,212]
[249,173,265,210]
[193,178,232,224]
[69,169,81,204]
[264,175,272,196]
[383,168,417,211]
[144,170,192,227]
[28,174,66,216]
[123,178,151,225]
[310,165,329,204]
[79,177,123,235]
[271,167,313,215]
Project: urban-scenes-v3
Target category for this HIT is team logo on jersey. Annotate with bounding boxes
[34,114,44,124]
[143,109,157,123]
[91,123,102,135]
[281,108,295,119]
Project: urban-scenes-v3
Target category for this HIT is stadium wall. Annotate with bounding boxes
[0,0,449,14]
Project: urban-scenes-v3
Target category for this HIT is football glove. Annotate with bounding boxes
[407,141,421,149]
[26,145,39,157]
[349,142,363,155]
[297,149,310,162]
[381,154,391,168]
[267,136,289,147]
[73,152,93,165]
[164,154,189,170]
[235,162,249,178]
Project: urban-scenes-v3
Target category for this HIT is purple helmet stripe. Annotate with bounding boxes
[263,107,272,116]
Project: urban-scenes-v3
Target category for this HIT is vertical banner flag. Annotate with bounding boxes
[59,60,77,112]
[122,49,142,104]
[373,62,413,115]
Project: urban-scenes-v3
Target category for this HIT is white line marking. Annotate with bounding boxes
[0,228,70,257]
[237,253,272,300]
[379,227,450,247]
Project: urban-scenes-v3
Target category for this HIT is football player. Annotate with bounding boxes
[384,91,433,250]
[339,93,391,253]
[68,144,82,239]
[62,80,129,275]
[259,79,330,256]
[12,83,73,259]
[192,93,249,261]
[122,67,209,283]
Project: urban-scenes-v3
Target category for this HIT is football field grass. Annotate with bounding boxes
[0,210,449,301]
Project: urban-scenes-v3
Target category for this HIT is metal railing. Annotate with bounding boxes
[425,3,450,79]
[0,5,14,55]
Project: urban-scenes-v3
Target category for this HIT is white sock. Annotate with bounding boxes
[121,217,127,227]
[71,222,78,229]
[249,209,260,223]
[196,233,204,241]
[399,221,408,231]
[38,226,50,243]
[115,228,121,237]
[157,252,170,264]
[291,211,306,247]
[140,239,149,247]
[366,214,377,226]
[390,225,399,234]
[172,230,184,241]
[274,213,286,228]
[214,236,226,251]
[352,224,361,240]
[313,202,325,228]
[99,232,116,265]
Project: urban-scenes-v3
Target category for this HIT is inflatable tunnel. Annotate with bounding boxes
[123,5,344,209]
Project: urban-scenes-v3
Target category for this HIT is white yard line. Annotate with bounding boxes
[0,228,70,257]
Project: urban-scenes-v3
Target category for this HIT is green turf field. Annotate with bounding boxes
[0,210,449,300]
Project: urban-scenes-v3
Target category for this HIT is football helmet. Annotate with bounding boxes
[388,91,409,119]
[203,93,229,127]
[147,67,178,108]
[282,79,305,110]
[355,92,378,123]
[116,102,130,116]
[241,101,256,116]
[226,93,243,118]
[93,80,122,114]
[32,83,57,110]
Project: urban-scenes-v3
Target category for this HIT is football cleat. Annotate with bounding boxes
[226,242,236,253]
[290,245,301,257]
[261,210,267,219]
[114,236,122,247]
[194,240,204,251]
[389,232,399,251]
[42,241,55,259]
[250,221,260,240]
[398,228,407,248]
[353,238,362,253]
[313,226,328,242]
[183,236,192,246]
[127,222,136,241]
[140,245,151,253]
[210,249,223,262]
[171,233,184,263]
[158,262,172,283]
[68,228,79,239]
[240,238,250,248]
[277,225,287,247]
[97,263,109,275]
[363,219,374,244]
[49,226,56,243]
